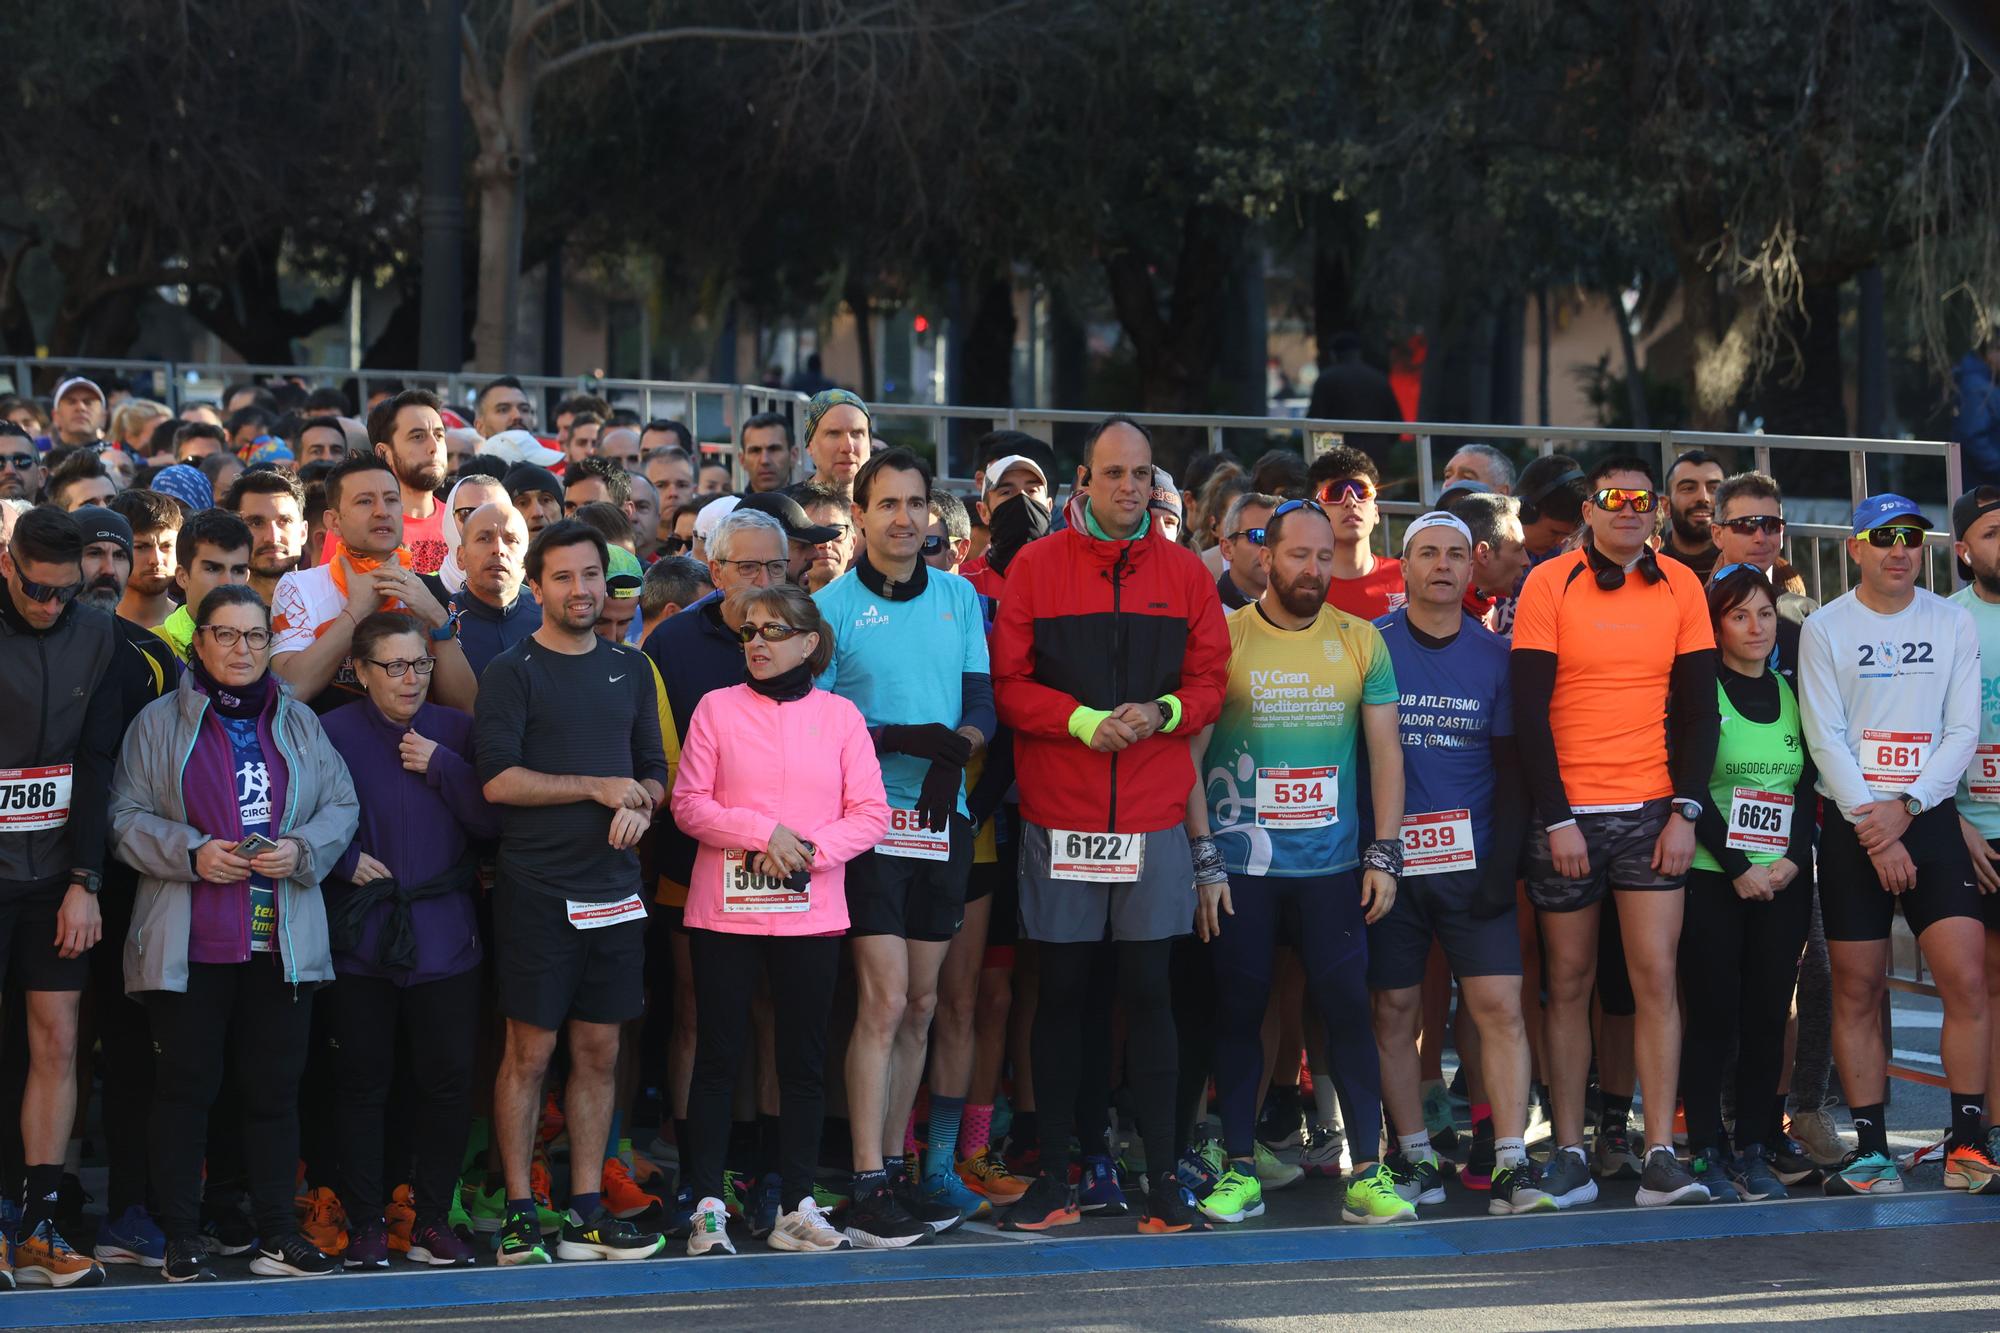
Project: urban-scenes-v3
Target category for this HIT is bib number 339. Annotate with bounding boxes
[1049,829,1145,882]
[1255,766,1337,830]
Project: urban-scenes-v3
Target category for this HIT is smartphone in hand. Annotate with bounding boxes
[235,833,281,858]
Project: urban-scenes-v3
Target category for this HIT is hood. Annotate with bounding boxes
[1060,492,1157,566]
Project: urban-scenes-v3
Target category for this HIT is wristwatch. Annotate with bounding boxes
[1672,799,1702,824]
[1903,794,1925,817]
[1153,699,1172,731]
[68,869,101,896]
[428,610,462,643]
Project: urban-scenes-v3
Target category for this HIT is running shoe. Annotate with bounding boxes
[603,1157,666,1224]
[998,1174,1080,1232]
[94,1204,166,1268]
[294,1186,348,1258]
[13,1219,105,1287]
[1176,1145,1223,1199]
[531,1157,566,1231]
[1944,1137,2000,1193]
[1786,1106,1846,1167]
[1421,1080,1460,1152]
[1823,1148,1903,1196]
[1767,1137,1822,1187]
[448,1183,475,1238]
[893,1174,965,1235]
[1077,1155,1129,1216]
[722,1172,745,1220]
[768,1198,848,1252]
[747,1173,782,1238]
[1688,1150,1737,1202]
[1137,1176,1209,1233]
[200,1203,257,1256]
[344,1225,391,1269]
[494,1210,551,1266]
[1592,1127,1643,1181]
[630,1149,669,1192]
[957,1146,1028,1205]
[923,1166,992,1221]
[1340,1163,1417,1224]
[407,1219,479,1266]
[1198,1166,1265,1223]
[1001,1137,1041,1178]
[1300,1127,1346,1179]
[464,1179,564,1237]
[1386,1151,1445,1206]
[537,1091,566,1153]
[1537,1145,1598,1209]
[1634,1146,1711,1206]
[1898,1137,1949,1172]
[556,1209,666,1261]
[843,1185,933,1248]
[249,1232,341,1277]
[661,1183,697,1239]
[1257,1092,1305,1152]
[161,1235,217,1283]
[1461,1119,1495,1192]
[1487,1162,1557,1216]
[386,1183,415,1254]
[1731,1146,1788,1202]
[811,1181,851,1215]
[1255,1141,1304,1191]
[686,1197,735,1257]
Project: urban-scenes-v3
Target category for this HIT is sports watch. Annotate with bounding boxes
[428,609,462,643]
[1672,799,1701,824]
[1903,794,1925,817]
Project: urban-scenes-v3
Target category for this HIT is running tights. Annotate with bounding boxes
[1032,938,1177,1178]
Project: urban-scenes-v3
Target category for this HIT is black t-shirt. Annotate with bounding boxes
[473,634,667,902]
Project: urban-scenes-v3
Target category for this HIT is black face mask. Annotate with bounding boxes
[986,494,1050,572]
[745,658,815,703]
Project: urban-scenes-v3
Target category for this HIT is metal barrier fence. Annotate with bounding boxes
[6,357,1964,1081]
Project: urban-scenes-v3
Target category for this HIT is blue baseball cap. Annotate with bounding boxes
[1850,493,1932,536]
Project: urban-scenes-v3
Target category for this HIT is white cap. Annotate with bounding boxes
[693,495,741,545]
[52,376,103,406]
[983,453,1047,494]
[481,428,564,468]
[1401,510,1473,552]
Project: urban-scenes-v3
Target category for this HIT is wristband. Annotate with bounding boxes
[1361,838,1403,878]
[1189,834,1229,887]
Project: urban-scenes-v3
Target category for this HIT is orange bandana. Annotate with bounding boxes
[326,541,414,612]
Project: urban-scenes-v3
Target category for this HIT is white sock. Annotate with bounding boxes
[1495,1137,1528,1170]
[1397,1130,1435,1162]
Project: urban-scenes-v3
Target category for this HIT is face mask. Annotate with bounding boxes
[986,494,1050,571]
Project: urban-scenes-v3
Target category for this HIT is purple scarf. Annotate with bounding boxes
[180,672,291,964]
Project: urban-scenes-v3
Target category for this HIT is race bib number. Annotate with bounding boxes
[1971,745,2000,803]
[566,894,648,930]
[0,765,71,832]
[722,849,809,913]
[1726,788,1794,854]
[1400,809,1475,877]
[1048,829,1144,882]
[877,808,951,861]
[1861,729,1930,788]
[1255,766,1337,830]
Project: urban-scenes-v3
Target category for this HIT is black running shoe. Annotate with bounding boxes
[162,1236,217,1283]
[999,1173,1080,1232]
[892,1176,964,1236]
[555,1208,665,1261]
[1137,1176,1209,1233]
[248,1232,340,1277]
[841,1185,932,1249]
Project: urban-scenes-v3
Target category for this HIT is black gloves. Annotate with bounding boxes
[879,723,974,768]
[914,759,965,832]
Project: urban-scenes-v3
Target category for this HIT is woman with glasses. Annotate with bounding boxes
[109,584,360,1282]
[1678,565,1817,1203]
[671,584,889,1255]
[318,611,499,1268]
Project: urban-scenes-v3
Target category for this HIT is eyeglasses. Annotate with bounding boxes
[920,534,945,556]
[1718,515,1783,536]
[1315,477,1376,505]
[722,559,789,580]
[1860,525,1925,548]
[1229,528,1267,546]
[1261,498,1328,546]
[1591,487,1658,513]
[0,453,36,472]
[199,626,272,650]
[662,536,691,554]
[361,656,435,677]
[736,621,807,644]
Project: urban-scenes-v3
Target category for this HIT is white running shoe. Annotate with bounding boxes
[685,1197,735,1256]
[768,1198,850,1253]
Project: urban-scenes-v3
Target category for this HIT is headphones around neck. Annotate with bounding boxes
[1581,534,1664,590]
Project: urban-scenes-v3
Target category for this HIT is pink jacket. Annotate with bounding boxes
[672,683,890,935]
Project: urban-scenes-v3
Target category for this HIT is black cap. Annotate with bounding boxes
[502,462,563,501]
[72,504,133,553]
[1952,485,2000,581]
[735,490,841,545]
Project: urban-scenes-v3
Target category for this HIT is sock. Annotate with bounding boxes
[20,1164,60,1240]
[1598,1093,1632,1136]
[570,1190,601,1221]
[1397,1130,1436,1163]
[1951,1093,1986,1149]
[1470,1102,1492,1134]
[885,1155,908,1187]
[852,1168,888,1199]
[927,1095,965,1162]
[505,1197,536,1224]
[1494,1137,1528,1170]
[1011,1110,1039,1151]
[962,1103,994,1160]
[1851,1104,1888,1156]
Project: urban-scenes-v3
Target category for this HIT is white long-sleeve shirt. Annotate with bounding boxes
[1798,587,1980,821]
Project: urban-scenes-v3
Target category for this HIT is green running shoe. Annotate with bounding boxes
[494,1210,550,1266]
[1341,1163,1417,1225]
[1198,1167,1265,1224]
[463,1182,564,1238]
[1255,1141,1303,1190]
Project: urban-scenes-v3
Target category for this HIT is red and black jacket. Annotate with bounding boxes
[991,494,1229,834]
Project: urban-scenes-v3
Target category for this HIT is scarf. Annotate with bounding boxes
[435,477,480,596]
[746,659,815,702]
[327,539,413,611]
[189,651,274,719]
[985,494,1050,573]
[855,548,928,602]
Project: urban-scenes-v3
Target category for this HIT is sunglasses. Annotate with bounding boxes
[1261,498,1329,546]
[736,620,807,644]
[1591,487,1658,513]
[361,655,435,677]
[0,453,36,472]
[920,534,945,556]
[1860,525,1925,548]
[1230,527,1266,546]
[200,626,273,650]
[453,505,482,527]
[8,546,81,605]
[1315,477,1376,505]
[1718,515,1783,536]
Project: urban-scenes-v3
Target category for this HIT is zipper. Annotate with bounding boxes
[271,696,303,987]
[30,637,47,880]
[1106,544,1131,833]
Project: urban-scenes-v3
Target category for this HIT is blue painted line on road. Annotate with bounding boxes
[13,1194,1998,1328]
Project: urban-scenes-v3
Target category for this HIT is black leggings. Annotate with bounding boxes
[1031,938,1178,1180]
[685,930,838,1211]
[90,887,155,1219]
[1678,868,1812,1153]
[147,959,314,1244]
[331,967,482,1225]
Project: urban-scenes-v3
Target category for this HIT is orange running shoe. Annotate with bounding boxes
[958,1146,1029,1205]
[630,1150,669,1190]
[295,1186,349,1258]
[601,1158,665,1221]
[386,1183,416,1254]
[1944,1137,2000,1193]
[13,1218,105,1288]
[538,1092,566,1151]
